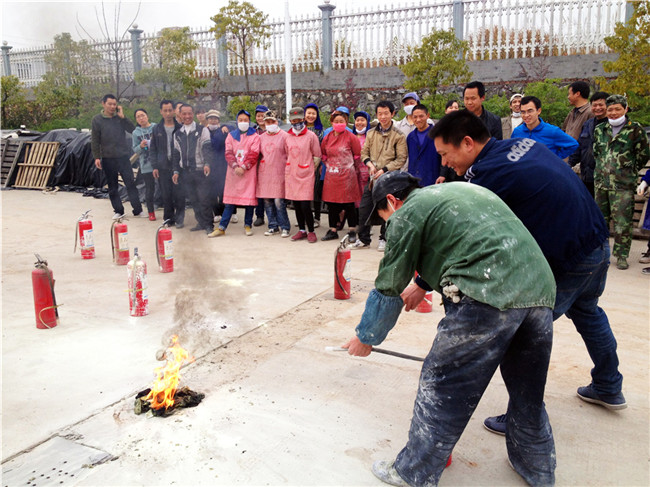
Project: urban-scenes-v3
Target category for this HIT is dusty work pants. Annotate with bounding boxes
[394,297,555,487]
[102,156,143,216]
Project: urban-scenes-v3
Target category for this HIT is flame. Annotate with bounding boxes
[145,335,194,410]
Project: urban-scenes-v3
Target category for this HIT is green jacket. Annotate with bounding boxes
[593,118,650,190]
[375,183,556,311]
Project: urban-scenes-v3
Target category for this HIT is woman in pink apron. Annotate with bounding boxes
[209,109,260,237]
[320,110,363,241]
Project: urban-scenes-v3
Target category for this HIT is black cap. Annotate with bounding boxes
[366,171,420,225]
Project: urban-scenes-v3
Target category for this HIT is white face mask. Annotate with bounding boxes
[356,127,367,135]
[238,122,250,132]
[404,105,415,116]
[608,115,626,127]
[266,124,279,133]
[208,124,220,130]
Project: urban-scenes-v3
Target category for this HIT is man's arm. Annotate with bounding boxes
[553,126,579,159]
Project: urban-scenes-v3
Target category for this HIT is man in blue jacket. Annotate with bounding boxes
[415,110,626,434]
[512,96,578,158]
[405,104,445,186]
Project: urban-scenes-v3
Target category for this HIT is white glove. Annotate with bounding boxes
[637,180,648,196]
[442,283,461,303]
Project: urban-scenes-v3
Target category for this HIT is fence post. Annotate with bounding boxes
[1,41,12,76]
[217,36,228,78]
[452,0,464,41]
[129,24,143,73]
[625,0,634,23]
[319,1,336,73]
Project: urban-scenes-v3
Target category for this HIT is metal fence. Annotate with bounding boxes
[1,0,628,87]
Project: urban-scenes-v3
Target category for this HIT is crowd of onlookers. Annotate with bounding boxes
[90,79,650,271]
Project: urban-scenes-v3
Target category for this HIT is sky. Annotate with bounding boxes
[1,0,386,50]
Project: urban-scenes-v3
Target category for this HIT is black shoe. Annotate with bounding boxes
[347,231,357,243]
[205,228,214,235]
[175,223,184,229]
[577,383,627,410]
[321,230,339,241]
[190,225,203,232]
[483,413,507,435]
[253,217,265,227]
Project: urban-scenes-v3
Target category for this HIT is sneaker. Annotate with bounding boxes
[213,215,222,223]
[378,239,387,252]
[577,383,627,410]
[112,212,125,220]
[616,256,629,270]
[264,228,280,236]
[313,219,320,228]
[281,229,290,238]
[321,229,339,241]
[639,250,650,264]
[205,227,214,235]
[347,230,357,243]
[307,232,317,243]
[231,214,238,223]
[371,460,408,487]
[253,217,265,227]
[190,225,203,232]
[349,239,370,249]
[207,228,225,238]
[643,267,650,275]
[135,211,148,218]
[148,212,156,221]
[291,230,307,241]
[483,413,507,436]
[175,222,184,229]
[245,225,253,236]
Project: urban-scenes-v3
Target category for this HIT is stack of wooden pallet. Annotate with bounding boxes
[0,140,60,190]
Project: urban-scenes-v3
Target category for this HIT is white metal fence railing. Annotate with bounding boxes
[1,0,627,87]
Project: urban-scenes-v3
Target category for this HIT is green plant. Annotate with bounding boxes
[482,94,510,118]
[522,79,571,126]
[227,96,257,120]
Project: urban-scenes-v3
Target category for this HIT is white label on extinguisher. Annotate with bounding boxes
[82,229,94,248]
[118,232,128,251]
[343,258,351,282]
[140,273,149,301]
[163,239,173,260]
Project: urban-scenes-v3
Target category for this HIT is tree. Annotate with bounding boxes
[1,75,30,128]
[135,27,206,98]
[598,0,650,125]
[43,33,101,86]
[76,0,141,98]
[210,0,271,92]
[401,30,472,95]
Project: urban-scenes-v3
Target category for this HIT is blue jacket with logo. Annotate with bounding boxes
[512,119,578,159]
[464,138,608,276]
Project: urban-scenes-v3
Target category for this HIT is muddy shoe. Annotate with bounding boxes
[639,250,650,264]
[371,461,409,487]
[483,413,507,436]
[616,257,629,270]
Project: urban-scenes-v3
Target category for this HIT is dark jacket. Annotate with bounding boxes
[172,122,211,173]
[406,124,441,187]
[149,119,181,172]
[478,108,503,140]
[568,117,607,184]
[464,137,608,276]
[90,112,135,159]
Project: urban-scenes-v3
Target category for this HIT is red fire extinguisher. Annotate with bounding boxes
[156,220,174,273]
[111,217,129,265]
[127,247,149,317]
[74,210,95,259]
[32,253,59,329]
[334,235,352,300]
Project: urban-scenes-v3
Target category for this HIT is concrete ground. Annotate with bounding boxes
[1,189,649,486]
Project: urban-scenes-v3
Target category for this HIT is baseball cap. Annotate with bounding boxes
[289,107,305,121]
[335,106,350,115]
[263,110,278,121]
[366,171,421,225]
[402,92,420,103]
[255,104,269,113]
[205,109,221,119]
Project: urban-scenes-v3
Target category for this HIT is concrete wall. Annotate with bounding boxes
[190,53,617,117]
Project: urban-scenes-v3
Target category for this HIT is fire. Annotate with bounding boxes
[145,335,194,410]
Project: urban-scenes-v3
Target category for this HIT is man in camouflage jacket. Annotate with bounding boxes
[593,95,650,269]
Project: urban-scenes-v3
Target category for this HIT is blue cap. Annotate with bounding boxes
[255,105,269,113]
[237,109,251,119]
[335,106,350,115]
[402,92,420,102]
